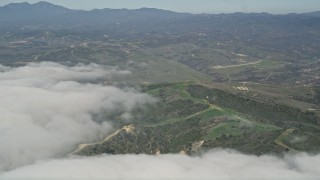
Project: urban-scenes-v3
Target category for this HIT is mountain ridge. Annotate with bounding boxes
[0,1,319,33]
[1,1,319,15]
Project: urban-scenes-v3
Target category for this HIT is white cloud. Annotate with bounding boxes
[1,62,319,180]
[0,62,154,172]
[1,150,320,180]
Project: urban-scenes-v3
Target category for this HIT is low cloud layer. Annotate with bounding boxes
[0,62,154,172]
[1,62,320,179]
[1,150,320,180]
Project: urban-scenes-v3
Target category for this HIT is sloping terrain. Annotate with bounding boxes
[72,82,320,156]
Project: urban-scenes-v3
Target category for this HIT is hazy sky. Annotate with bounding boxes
[0,0,319,14]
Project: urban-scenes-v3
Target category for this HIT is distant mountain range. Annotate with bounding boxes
[0,1,319,33]
[0,1,186,31]
[0,1,71,21]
